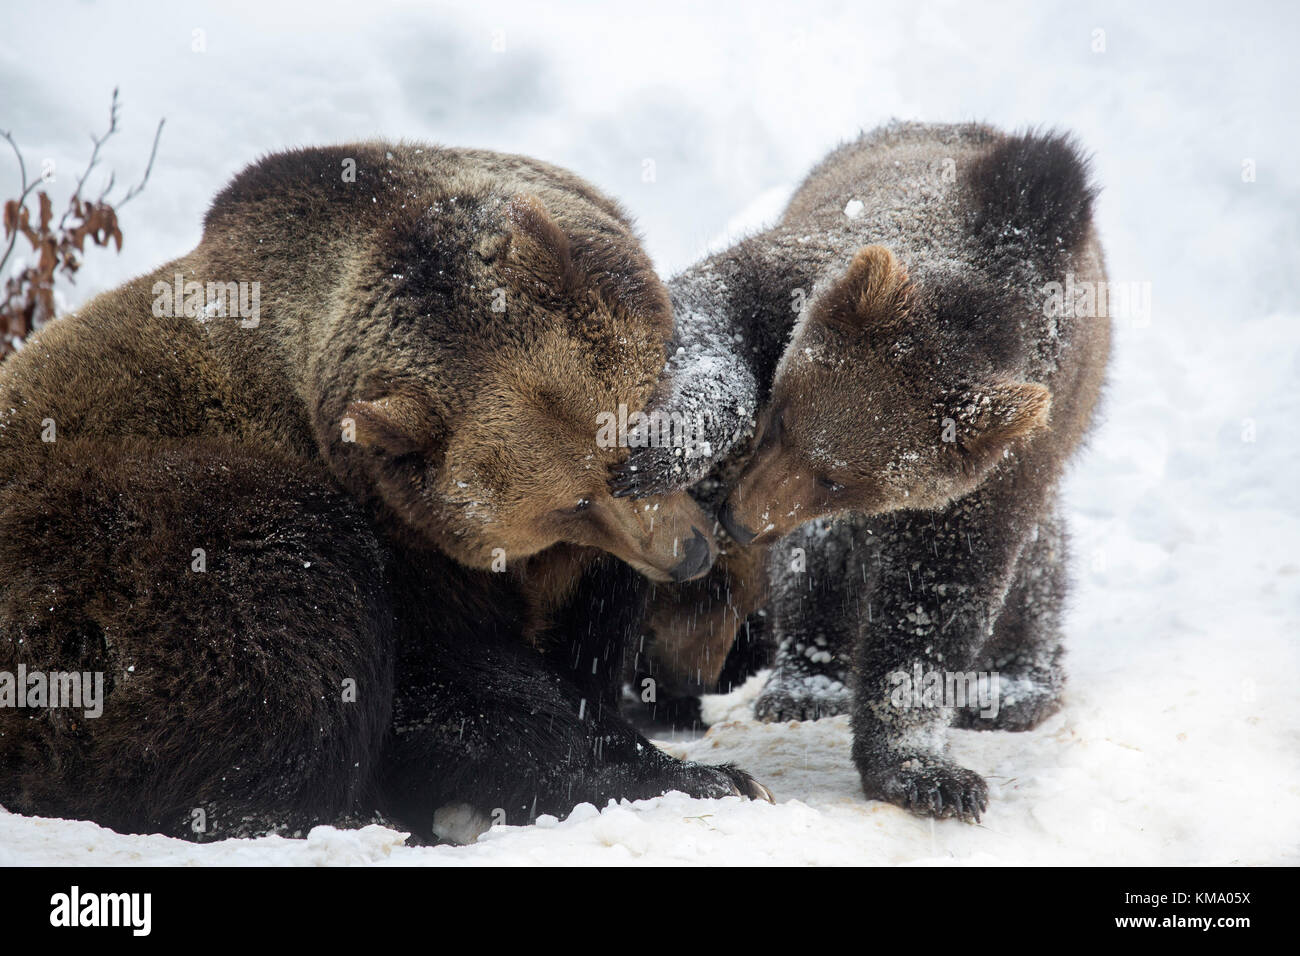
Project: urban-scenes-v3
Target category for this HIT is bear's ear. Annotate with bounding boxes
[503,194,580,295]
[344,393,442,457]
[967,131,1097,259]
[953,380,1052,473]
[812,245,911,332]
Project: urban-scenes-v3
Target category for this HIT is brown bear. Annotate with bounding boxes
[617,123,1109,822]
[0,141,767,842]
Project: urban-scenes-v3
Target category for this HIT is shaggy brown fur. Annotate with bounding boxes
[0,142,766,840]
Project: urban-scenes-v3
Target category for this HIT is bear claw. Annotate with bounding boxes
[711,764,775,803]
[742,777,776,803]
[861,755,988,824]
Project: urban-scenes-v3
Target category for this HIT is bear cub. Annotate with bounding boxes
[621,123,1109,822]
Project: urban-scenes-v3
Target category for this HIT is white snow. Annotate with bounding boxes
[1,0,1297,865]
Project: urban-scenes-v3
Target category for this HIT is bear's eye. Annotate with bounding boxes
[817,476,845,494]
[572,498,592,513]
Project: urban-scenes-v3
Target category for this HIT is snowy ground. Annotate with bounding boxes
[1,0,1297,865]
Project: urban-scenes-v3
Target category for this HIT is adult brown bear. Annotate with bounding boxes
[0,142,767,842]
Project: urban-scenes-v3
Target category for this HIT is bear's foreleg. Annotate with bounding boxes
[951,507,1068,732]
[850,473,1049,823]
[754,521,863,723]
[380,556,770,840]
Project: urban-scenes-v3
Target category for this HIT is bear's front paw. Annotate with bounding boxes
[609,444,689,499]
[859,753,988,823]
[754,670,851,723]
[951,674,1063,732]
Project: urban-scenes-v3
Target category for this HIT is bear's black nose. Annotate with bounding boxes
[718,501,757,546]
[669,527,713,582]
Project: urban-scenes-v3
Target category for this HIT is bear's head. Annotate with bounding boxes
[318,192,714,582]
[719,244,1051,544]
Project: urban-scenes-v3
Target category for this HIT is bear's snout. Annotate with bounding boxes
[594,491,717,582]
[717,501,758,546]
[669,527,714,582]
